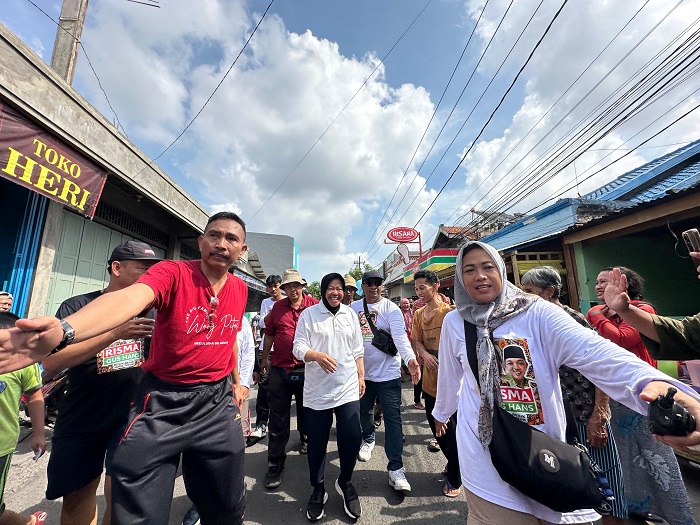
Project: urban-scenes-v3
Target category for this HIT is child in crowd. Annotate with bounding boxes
[0,312,47,525]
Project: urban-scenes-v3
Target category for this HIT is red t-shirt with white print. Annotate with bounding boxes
[137,259,248,384]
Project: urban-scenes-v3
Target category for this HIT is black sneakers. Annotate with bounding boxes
[264,464,284,489]
[306,486,328,521]
[335,479,362,519]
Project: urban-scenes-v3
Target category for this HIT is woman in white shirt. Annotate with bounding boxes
[432,241,700,525]
[293,273,365,522]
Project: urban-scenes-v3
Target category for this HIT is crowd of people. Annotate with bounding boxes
[1,212,700,525]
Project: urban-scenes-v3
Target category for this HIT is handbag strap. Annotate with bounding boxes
[363,298,380,337]
[462,320,578,445]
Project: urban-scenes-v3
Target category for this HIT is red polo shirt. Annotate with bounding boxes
[264,293,318,371]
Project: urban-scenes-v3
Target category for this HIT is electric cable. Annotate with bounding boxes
[359,0,492,255]
[367,0,570,265]
[249,0,434,221]
[460,16,700,233]
[410,0,570,230]
[25,0,128,136]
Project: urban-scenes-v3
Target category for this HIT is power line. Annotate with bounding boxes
[365,0,541,263]
[462,21,700,232]
[249,0,434,222]
[452,5,697,235]
[366,0,571,267]
[145,0,275,167]
[441,0,662,239]
[410,0,571,231]
[359,0,493,255]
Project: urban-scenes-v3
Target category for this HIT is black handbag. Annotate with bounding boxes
[277,366,305,386]
[363,299,398,356]
[463,320,612,514]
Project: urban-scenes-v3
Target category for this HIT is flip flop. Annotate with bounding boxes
[443,483,461,498]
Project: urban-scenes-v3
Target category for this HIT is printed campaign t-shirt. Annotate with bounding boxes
[53,291,153,436]
[0,364,41,456]
[138,259,248,384]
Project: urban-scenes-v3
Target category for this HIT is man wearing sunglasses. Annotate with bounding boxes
[0,212,250,525]
[351,271,421,493]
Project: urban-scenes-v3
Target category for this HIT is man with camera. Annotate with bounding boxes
[350,271,420,492]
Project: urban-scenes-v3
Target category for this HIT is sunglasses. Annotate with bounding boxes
[364,280,382,287]
[209,296,219,330]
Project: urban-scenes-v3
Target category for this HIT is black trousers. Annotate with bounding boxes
[267,366,306,466]
[110,374,246,525]
[424,393,461,488]
[305,401,362,488]
[254,344,270,425]
[255,373,270,425]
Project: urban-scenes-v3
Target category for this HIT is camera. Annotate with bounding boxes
[648,387,696,436]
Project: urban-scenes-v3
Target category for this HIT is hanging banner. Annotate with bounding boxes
[0,101,107,218]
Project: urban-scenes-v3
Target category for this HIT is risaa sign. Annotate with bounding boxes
[387,227,419,243]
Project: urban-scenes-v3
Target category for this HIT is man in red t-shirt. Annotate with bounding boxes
[0,212,250,525]
[260,269,318,489]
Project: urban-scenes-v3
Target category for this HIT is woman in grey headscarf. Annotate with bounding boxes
[432,241,698,525]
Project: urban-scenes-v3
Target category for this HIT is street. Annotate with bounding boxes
[5,381,700,524]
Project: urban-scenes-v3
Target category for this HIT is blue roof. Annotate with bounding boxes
[481,139,700,252]
[581,139,700,203]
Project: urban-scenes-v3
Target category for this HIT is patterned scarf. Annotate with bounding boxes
[454,241,537,447]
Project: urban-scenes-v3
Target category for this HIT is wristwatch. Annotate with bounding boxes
[55,319,75,351]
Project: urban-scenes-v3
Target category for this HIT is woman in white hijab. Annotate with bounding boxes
[432,241,699,525]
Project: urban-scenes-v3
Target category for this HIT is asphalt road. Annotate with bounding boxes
[5,381,700,524]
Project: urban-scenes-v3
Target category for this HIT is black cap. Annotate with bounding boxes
[362,270,384,283]
[108,241,161,264]
[503,344,526,360]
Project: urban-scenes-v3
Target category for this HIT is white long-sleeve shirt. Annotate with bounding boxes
[432,299,699,524]
[293,302,364,410]
[237,316,255,389]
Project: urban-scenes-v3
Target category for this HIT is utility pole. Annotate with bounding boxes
[355,256,364,272]
[27,0,90,317]
[50,0,90,83]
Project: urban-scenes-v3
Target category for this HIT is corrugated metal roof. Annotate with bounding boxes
[582,140,700,202]
[479,140,700,253]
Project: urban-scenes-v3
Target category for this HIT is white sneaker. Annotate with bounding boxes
[357,441,375,462]
[250,423,267,439]
[388,467,411,492]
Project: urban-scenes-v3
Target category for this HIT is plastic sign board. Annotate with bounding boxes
[387,227,419,243]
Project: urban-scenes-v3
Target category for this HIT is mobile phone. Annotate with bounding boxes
[682,228,700,260]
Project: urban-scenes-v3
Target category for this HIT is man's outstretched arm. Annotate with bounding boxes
[0,283,155,373]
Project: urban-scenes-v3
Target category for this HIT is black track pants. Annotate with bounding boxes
[111,374,246,525]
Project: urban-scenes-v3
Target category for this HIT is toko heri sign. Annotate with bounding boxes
[387,227,419,243]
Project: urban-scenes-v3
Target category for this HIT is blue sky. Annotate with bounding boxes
[3,0,699,281]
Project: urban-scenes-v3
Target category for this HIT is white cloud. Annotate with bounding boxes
[74,0,440,281]
[453,0,700,225]
[64,0,700,283]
